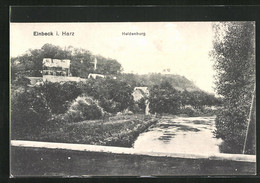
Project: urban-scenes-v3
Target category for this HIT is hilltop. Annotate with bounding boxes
[11,44,202,93]
[118,73,201,92]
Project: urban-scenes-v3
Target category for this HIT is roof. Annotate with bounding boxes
[134,87,149,95]
[133,87,149,101]
[43,58,70,68]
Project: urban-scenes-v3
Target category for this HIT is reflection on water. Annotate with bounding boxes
[133,116,223,154]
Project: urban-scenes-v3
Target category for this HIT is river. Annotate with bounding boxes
[133,116,223,155]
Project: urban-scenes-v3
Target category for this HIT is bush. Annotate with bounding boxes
[179,106,196,117]
[38,81,82,114]
[79,78,134,114]
[12,76,31,86]
[201,107,217,116]
[62,95,104,123]
[149,81,181,115]
[130,98,146,114]
[214,107,249,154]
[11,89,52,139]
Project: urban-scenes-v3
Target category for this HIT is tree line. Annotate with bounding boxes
[210,22,255,154]
[11,43,122,81]
[11,76,221,139]
[149,81,221,115]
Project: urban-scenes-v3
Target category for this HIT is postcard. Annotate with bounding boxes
[10,21,256,177]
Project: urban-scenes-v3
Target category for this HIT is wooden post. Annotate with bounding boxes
[243,85,256,154]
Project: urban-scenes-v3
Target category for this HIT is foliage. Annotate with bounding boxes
[180,90,221,109]
[179,106,196,117]
[11,44,122,79]
[11,76,31,91]
[79,78,134,114]
[210,22,255,154]
[95,55,122,75]
[61,95,104,123]
[11,88,52,139]
[136,97,147,113]
[35,115,157,147]
[149,81,181,115]
[118,73,200,91]
[118,74,221,113]
[37,81,82,114]
[129,97,147,114]
[148,80,220,116]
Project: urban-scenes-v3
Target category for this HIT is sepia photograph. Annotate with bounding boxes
[10,22,256,176]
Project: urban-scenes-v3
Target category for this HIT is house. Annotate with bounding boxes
[133,87,149,101]
[88,73,105,79]
[133,87,150,115]
[25,58,87,85]
[42,58,71,76]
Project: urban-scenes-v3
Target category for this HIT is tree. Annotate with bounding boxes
[96,56,122,75]
[11,44,122,79]
[12,76,31,88]
[180,90,191,109]
[149,81,181,115]
[210,22,255,154]
[69,48,94,78]
[37,81,82,114]
[80,78,134,114]
[62,95,104,122]
[117,73,144,88]
[11,88,52,139]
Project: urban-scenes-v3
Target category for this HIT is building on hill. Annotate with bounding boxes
[88,73,117,79]
[42,58,71,76]
[162,68,171,75]
[88,73,105,79]
[26,58,88,85]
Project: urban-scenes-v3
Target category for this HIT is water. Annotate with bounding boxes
[133,116,223,155]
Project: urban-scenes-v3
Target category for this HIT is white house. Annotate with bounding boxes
[88,73,105,79]
[42,58,71,76]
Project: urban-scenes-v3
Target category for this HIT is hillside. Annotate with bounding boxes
[11,44,122,80]
[118,73,201,92]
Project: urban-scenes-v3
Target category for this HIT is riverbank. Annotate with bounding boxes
[12,114,158,147]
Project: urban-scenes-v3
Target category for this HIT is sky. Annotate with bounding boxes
[10,22,215,93]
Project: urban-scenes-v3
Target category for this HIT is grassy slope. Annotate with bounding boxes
[21,114,157,148]
[119,73,201,92]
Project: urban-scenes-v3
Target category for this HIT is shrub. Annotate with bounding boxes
[62,95,104,123]
[149,81,181,115]
[79,78,134,114]
[11,89,52,139]
[129,98,146,114]
[38,81,82,114]
[12,76,31,86]
[179,106,196,117]
[136,98,146,113]
[214,107,249,154]
[201,107,217,116]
